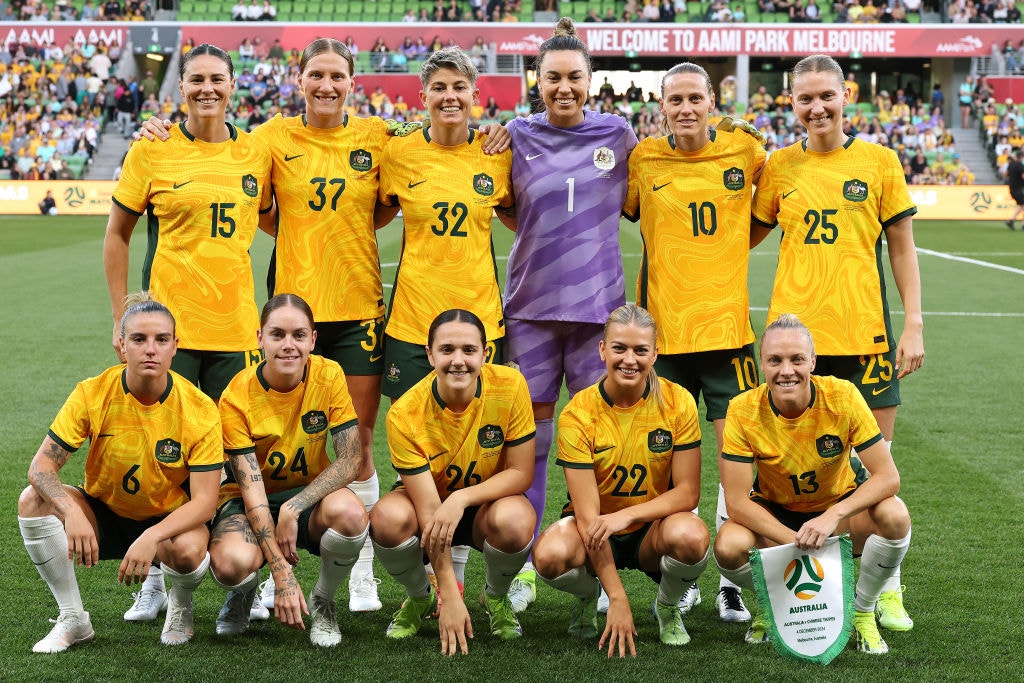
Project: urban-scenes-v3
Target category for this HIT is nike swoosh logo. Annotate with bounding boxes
[871,386,891,396]
[33,558,54,566]
[428,451,447,461]
[652,182,670,192]
[173,181,193,189]
[877,562,900,569]
[525,153,543,161]
[408,180,427,188]
[594,445,614,454]
[782,189,797,199]
[369,353,383,362]
[284,154,304,161]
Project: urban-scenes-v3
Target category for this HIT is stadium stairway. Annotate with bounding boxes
[86,123,133,181]
[947,126,999,184]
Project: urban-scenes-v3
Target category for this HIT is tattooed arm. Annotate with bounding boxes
[27,435,99,566]
[230,450,308,630]
[276,424,361,558]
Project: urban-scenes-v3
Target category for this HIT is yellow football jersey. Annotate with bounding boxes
[624,130,765,354]
[557,377,702,534]
[47,367,222,521]
[721,374,882,513]
[253,114,387,323]
[218,355,358,505]
[752,138,917,355]
[112,123,273,351]
[387,363,535,501]
[379,128,513,345]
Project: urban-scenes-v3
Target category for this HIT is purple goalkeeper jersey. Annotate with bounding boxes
[504,110,637,323]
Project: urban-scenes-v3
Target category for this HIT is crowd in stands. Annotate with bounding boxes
[0,35,141,179]
[3,0,151,21]
[949,0,1021,22]
[231,0,276,21]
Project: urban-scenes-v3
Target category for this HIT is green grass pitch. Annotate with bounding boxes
[0,215,1021,681]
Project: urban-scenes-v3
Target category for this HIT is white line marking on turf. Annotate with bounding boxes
[917,247,1024,276]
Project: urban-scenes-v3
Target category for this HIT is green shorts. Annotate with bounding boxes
[172,348,264,401]
[655,344,759,421]
[813,349,901,409]
[381,334,505,400]
[560,510,660,582]
[213,487,319,555]
[314,318,385,376]
[77,489,167,561]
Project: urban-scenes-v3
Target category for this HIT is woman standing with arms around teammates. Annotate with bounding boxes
[623,61,765,624]
[500,18,637,612]
[18,294,222,651]
[103,43,271,623]
[533,304,709,657]
[751,53,923,634]
[208,294,369,647]
[370,309,535,656]
[104,43,272,402]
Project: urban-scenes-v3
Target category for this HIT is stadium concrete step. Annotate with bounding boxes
[85,123,133,181]
[946,126,1000,184]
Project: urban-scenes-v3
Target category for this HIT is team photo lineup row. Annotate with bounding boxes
[18,17,924,659]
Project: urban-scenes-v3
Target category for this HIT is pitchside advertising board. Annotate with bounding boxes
[3,21,1023,57]
[1,181,1014,218]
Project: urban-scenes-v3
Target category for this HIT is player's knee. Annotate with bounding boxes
[18,485,50,517]
[533,523,578,579]
[368,493,416,545]
[208,543,260,584]
[321,489,369,536]
[873,496,912,539]
[713,521,753,569]
[662,514,710,563]
[488,497,536,549]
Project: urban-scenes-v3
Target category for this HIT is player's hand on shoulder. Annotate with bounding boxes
[479,122,511,155]
[135,116,173,143]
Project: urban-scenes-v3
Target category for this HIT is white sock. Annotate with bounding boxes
[210,568,258,593]
[20,515,84,615]
[881,570,902,593]
[856,529,911,612]
[372,536,430,598]
[162,552,209,602]
[717,561,754,590]
[316,526,366,598]
[347,474,379,578]
[141,565,165,593]
[483,540,532,597]
[658,549,709,606]
[451,545,470,584]
[538,566,599,601]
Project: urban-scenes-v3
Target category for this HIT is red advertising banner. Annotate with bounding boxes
[3,22,1024,58]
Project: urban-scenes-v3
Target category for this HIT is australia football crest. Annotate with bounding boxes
[384,363,401,384]
[815,434,844,458]
[842,179,868,202]
[648,428,672,454]
[242,173,258,198]
[723,166,745,191]
[593,146,615,171]
[350,148,372,172]
[473,173,495,197]
[478,424,504,448]
[155,438,182,464]
[301,410,328,434]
